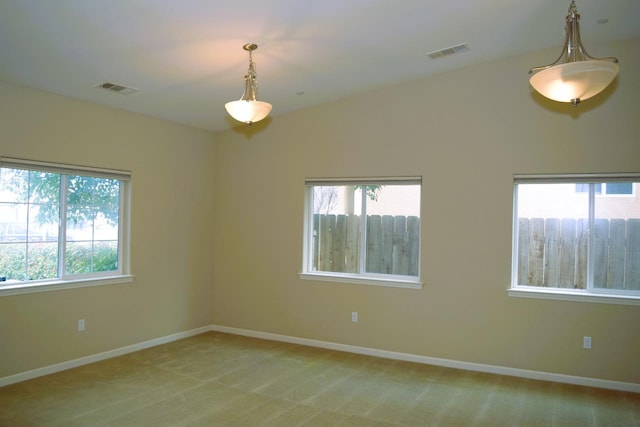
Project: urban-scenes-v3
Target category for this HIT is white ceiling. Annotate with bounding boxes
[1,1,638,132]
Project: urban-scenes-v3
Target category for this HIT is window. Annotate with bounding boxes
[575,182,633,195]
[511,174,640,304]
[301,177,421,288]
[0,158,131,294]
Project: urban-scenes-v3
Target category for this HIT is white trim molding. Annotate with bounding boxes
[0,275,135,297]
[508,287,640,306]
[211,324,640,394]
[299,272,422,290]
[0,326,210,387]
[2,324,638,394]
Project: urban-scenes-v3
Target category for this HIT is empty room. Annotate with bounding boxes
[1,1,639,425]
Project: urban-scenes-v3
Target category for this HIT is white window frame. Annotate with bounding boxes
[509,173,640,306]
[300,177,422,289]
[0,157,133,296]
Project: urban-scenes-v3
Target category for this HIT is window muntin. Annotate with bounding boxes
[0,159,130,290]
[304,178,421,286]
[513,175,640,297]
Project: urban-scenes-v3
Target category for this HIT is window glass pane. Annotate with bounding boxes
[365,185,420,276]
[1,168,60,283]
[0,168,29,203]
[94,177,121,207]
[27,171,60,244]
[605,182,632,195]
[0,163,127,286]
[0,215,27,242]
[27,242,58,280]
[65,176,120,276]
[516,183,589,288]
[311,185,361,273]
[66,242,93,275]
[0,243,27,281]
[308,182,420,280]
[67,175,95,206]
[28,204,59,242]
[94,241,118,272]
[575,183,601,194]
[66,207,93,241]
[95,207,119,241]
[28,171,60,205]
[0,168,30,243]
[593,183,640,290]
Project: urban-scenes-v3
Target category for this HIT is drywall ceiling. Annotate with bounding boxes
[0,0,638,132]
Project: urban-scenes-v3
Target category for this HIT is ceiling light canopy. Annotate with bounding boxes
[225,43,272,125]
[529,1,619,106]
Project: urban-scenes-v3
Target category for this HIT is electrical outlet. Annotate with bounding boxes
[351,312,358,323]
[78,319,85,332]
[583,336,592,349]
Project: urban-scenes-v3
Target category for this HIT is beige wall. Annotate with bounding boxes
[0,81,216,377]
[213,39,640,384]
[1,38,638,386]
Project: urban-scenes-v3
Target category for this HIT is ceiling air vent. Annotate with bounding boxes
[96,82,138,95]
[426,43,470,60]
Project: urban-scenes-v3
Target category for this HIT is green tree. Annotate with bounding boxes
[1,167,121,281]
[355,185,382,201]
[0,168,120,226]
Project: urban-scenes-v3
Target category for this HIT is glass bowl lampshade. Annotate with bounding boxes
[529,1,618,106]
[530,60,619,105]
[225,43,272,124]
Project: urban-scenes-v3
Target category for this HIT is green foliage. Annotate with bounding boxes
[0,243,57,281]
[0,168,120,226]
[67,175,120,226]
[354,185,382,201]
[1,167,121,283]
[65,242,118,275]
[0,242,117,281]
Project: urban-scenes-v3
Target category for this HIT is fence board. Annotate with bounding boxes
[333,215,347,272]
[607,219,626,288]
[575,219,588,289]
[559,219,577,288]
[366,215,382,273]
[314,213,638,286]
[593,219,610,288]
[518,218,530,286]
[528,218,545,286]
[319,214,335,271]
[517,217,639,289]
[345,215,359,273]
[312,214,320,271]
[407,216,420,276]
[626,219,640,289]
[313,214,419,276]
[544,218,561,287]
[392,215,407,275]
[380,215,394,274]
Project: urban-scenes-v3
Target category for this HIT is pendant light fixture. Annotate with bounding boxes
[529,1,619,106]
[225,43,272,124]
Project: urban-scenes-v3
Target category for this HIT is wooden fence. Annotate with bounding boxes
[518,218,640,289]
[312,214,419,276]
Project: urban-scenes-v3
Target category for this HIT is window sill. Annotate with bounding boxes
[299,272,422,290]
[0,275,135,297]
[508,287,640,306]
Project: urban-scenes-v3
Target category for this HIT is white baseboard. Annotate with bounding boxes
[3,324,638,394]
[0,326,211,387]
[210,324,640,394]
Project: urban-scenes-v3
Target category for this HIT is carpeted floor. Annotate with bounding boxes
[0,331,638,426]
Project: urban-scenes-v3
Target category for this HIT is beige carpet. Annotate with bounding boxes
[0,331,638,426]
